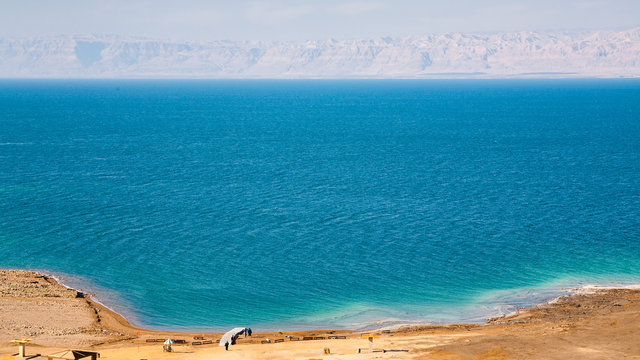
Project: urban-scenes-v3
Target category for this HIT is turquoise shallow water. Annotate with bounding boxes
[0,79,639,331]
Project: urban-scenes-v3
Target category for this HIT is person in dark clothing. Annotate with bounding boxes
[248,328,252,336]
[231,335,236,345]
[224,341,229,351]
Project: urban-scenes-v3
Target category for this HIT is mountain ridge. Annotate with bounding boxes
[1,28,639,78]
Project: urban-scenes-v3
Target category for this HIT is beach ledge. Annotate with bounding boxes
[1,269,639,359]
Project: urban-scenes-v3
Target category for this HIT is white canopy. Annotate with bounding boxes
[218,327,246,347]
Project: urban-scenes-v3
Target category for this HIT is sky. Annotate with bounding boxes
[1,0,639,41]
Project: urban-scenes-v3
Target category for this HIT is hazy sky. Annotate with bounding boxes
[2,0,639,40]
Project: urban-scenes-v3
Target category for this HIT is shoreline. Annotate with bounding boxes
[4,267,640,333]
[0,267,144,329]
[2,268,640,359]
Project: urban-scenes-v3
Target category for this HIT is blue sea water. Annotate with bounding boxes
[0,79,639,331]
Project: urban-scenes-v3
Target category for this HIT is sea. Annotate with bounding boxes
[0,79,638,331]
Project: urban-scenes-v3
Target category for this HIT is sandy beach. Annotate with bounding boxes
[1,269,639,359]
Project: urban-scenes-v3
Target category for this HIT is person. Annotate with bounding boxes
[244,328,248,337]
[231,335,236,345]
[248,328,252,337]
[224,341,229,351]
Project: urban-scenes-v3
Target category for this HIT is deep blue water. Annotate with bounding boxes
[0,80,639,331]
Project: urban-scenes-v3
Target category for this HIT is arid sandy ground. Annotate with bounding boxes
[1,269,639,359]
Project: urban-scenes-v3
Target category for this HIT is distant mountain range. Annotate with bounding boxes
[1,28,639,78]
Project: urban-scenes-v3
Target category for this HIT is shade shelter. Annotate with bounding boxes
[10,339,32,358]
[47,350,99,360]
[162,339,174,352]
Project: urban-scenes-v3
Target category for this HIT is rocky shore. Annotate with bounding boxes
[0,270,134,348]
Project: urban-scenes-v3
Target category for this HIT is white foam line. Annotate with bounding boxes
[532,283,640,308]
